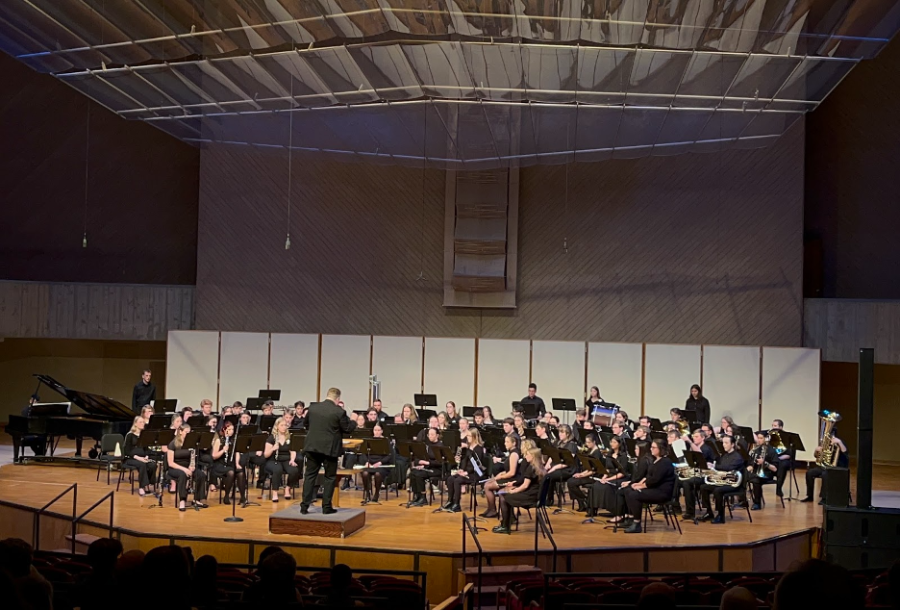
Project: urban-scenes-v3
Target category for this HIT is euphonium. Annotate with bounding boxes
[703,469,742,487]
[815,410,842,467]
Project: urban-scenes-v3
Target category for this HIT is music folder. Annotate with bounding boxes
[551,398,577,412]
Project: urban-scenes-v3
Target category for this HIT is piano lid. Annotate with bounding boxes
[34,374,134,420]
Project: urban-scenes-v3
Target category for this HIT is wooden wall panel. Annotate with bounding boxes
[195,122,804,347]
[0,281,193,341]
[804,299,900,364]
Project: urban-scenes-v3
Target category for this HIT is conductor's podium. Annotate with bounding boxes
[269,504,365,538]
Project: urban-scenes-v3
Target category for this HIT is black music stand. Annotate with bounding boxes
[153,399,178,414]
[441,429,460,451]
[462,406,478,418]
[552,398,577,425]
[415,409,437,421]
[414,394,437,408]
[396,441,415,507]
[430,445,455,513]
[245,397,264,411]
[237,424,259,436]
[226,437,251,522]
[386,424,410,443]
[225,414,240,429]
[239,434,267,509]
[258,389,281,401]
[778,431,805,501]
[187,414,208,430]
[257,414,277,433]
[358,438,392,505]
[148,414,171,430]
[648,418,664,432]
[139,429,173,508]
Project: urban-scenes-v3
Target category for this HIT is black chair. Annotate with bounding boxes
[724,488,753,523]
[641,501,683,534]
[116,461,138,494]
[95,434,125,485]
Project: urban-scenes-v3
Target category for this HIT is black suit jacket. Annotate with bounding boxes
[302,399,356,458]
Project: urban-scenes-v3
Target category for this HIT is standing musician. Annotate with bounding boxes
[545,424,577,505]
[443,428,487,512]
[482,434,522,518]
[609,441,650,525]
[747,431,779,510]
[409,427,444,507]
[123,416,157,497]
[359,422,394,505]
[167,425,208,512]
[769,419,792,497]
[264,417,299,502]
[210,421,237,503]
[684,384,711,426]
[590,435,630,517]
[519,383,547,418]
[585,386,605,412]
[131,369,156,413]
[566,433,603,513]
[493,447,545,535]
[697,435,746,523]
[621,439,676,533]
[300,388,356,515]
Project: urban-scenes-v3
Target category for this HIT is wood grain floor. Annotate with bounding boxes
[0,460,855,555]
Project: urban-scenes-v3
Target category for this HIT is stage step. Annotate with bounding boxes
[65,533,101,549]
[459,564,542,607]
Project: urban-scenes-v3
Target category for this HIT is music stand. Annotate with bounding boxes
[148,414,171,430]
[414,394,438,408]
[649,418,664,432]
[430,445,455,512]
[237,424,259,436]
[257,414,277,433]
[552,398,577,425]
[227,437,253,520]
[778,430,805,501]
[415,409,437,422]
[441,430,460,451]
[258,389,281,401]
[153,399,178,414]
[576,455,607,524]
[238,434,267,509]
[139,429,173,508]
[462,406,478,418]
[519,402,539,421]
[245,397,264,411]
[187,414,208,430]
[395,441,415,507]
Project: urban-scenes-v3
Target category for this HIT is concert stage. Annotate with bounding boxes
[0,460,851,602]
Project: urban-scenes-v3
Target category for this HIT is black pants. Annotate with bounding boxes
[266,460,300,490]
[394,455,409,489]
[747,473,774,505]
[360,468,390,502]
[169,468,207,502]
[446,472,472,505]
[806,466,825,499]
[700,484,735,514]
[566,477,593,505]
[500,490,539,528]
[545,468,573,504]
[623,487,671,519]
[775,458,792,495]
[681,477,703,514]
[410,468,438,497]
[125,458,157,488]
[302,451,338,511]
[211,462,236,498]
[249,453,267,487]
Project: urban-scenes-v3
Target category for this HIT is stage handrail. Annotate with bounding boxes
[533,508,557,572]
[462,513,484,610]
[33,483,77,551]
[72,490,114,553]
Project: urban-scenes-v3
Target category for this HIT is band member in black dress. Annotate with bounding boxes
[166,425,208,511]
[481,406,497,427]
[590,436,629,516]
[210,421,237,503]
[494,447,544,534]
[359,422,394,505]
[684,384,711,425]
[443,429,487,512]
[482,435,522,518]
[621,439,676,533]
[140,406,154,426]
[609,441,650,524]
[409,428,444,507]
[544,424,577,505]
[566,433,603,513]
[264,417,299,502]
[123,416,157,497]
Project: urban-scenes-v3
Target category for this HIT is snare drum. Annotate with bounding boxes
[591,405,618,427]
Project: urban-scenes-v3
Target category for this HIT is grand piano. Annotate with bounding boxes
[6,374,134,462]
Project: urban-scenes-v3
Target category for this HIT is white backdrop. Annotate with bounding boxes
[372,336,422,411]
[703,345,761,429]
[587,342,643,417]
[320,334,370,409]
[761,347,821,461]
[532,341,585,423]
[423,337,476,408]
[477,339,530,413]
[644,344,702,421]
[269,333,319,406]
[219,332,269,407]
[166,331,220,409]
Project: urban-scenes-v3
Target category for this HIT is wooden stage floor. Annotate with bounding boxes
[4,459,895,601]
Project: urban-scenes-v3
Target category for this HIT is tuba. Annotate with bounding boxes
[815,410,842,467]
[703,469,743,487]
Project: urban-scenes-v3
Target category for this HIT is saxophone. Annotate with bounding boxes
[815,410,842,467]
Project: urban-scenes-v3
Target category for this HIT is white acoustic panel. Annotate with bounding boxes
[702,345,761,429]
[644,344,702,420]
[320,334,371,409]
[587,342,643,418]
[532,341,585,423]
[477,339,531,415]
[269,333,319,407]
[219,332,270,409]
[424,337,476,409]
[165,331,219,411]
[372,336,423,413]
[762,347,821,461]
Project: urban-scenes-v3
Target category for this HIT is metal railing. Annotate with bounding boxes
[533,508,557,572]
[72,490,115,554]
[33,483,77,551]
[461,514,485,610]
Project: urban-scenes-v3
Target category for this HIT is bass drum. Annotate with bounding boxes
[591,405,618,427]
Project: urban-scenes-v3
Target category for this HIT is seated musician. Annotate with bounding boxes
[548,415,561,428]
[590,435,630,517]
[124,416,157,497]
[614,410,633,433]
[634,425,650,442]
[493,447,545,535]
[445,402,460,427]
[210,421,237,504]
[472,409,485,429]
[436,412,451,431]
[399,403,418,424]
[458,417,470,437]
[513,414,528,439]
[409,427,444,507]
[371,399,391,424]
[621,439,676,533]
[199,399,214,419]
[15,395,48,462]
[638,415,652,428]
[482,434,522,518]
[697,435,746,523]
[140,405,154,426]
[359,422,394,505]
[263,417,299,502]
[167,425,208,511]
[672,428,715,513]
[290,401,306,429]
[611,421,631,440]
[443,428,486,512]
[747,431,779,510]
[723,423,749,453]
[609,441,650,524]
[566,433,603,513]
[534,422,551,442]
[501,418,518,440]
[803,428,849,504]
[769,419,792,497]
[481,406,497,426]
[717,416,735,437]
[416,416,440,441]
[545,424,577,505]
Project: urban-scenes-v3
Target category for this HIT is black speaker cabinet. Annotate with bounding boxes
[824,506,900,570]
[823,467,850,508]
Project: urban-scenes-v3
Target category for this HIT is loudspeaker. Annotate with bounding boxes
[824,467,850,508]
[824,506,900,570]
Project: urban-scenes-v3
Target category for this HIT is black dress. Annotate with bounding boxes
[592,451,630,512]
[500,464,541,528]
[359,445,394,502]
[123,431,157,488]
[446,445,488,506]
[167,440,207,503]
[265,434,300,490]
[210,434,237,499]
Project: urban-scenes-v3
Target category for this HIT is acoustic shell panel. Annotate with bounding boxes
[762,347,821,461]
[587,342,643,418]
[166,331,220,411]
[423,337,476,409]
[531,340,585,424]
[372,336,423,412]
[702,345,762,430]
[269,333,319,407]
[644,344,702,421]
[477,339,530,413]
[320,334,371,409]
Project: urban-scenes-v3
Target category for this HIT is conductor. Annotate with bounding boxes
[300,387,356,514]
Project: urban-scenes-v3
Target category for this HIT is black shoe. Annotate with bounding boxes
[322,507,338,515]
[623,523,642,533]
[800,497,813,503]
[818,499,825,506]
[442,501,453,510]
[575,502,586,513]
[776,490,784,498]
[699,511,713,521]
[653,505,665,513]
[300,505,309,514]
[450,504,462,513]
[371,495,380,504]
[712,515,725,524]
[682,513,696,521]
[751,503,761,511]
[492,525,511,534]
[340,479,351,491]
